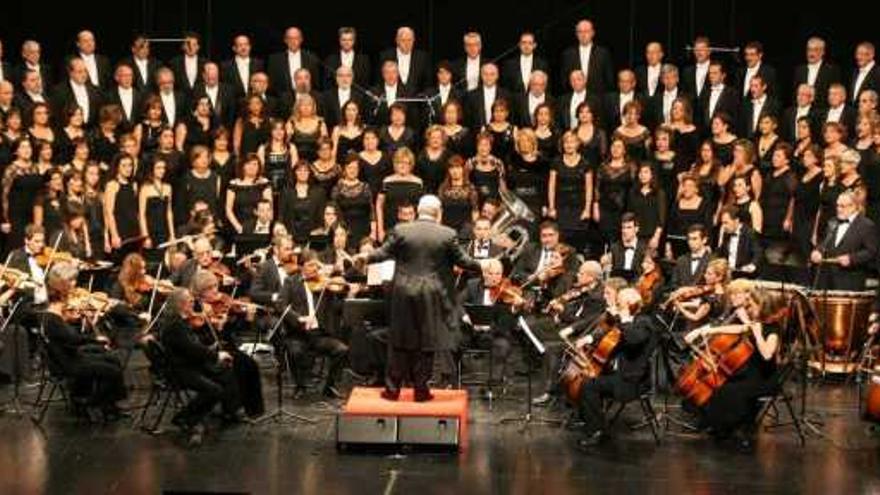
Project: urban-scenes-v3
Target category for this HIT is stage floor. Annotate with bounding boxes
[1,362,879,494]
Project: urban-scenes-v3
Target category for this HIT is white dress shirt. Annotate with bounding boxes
[834,214,858,246]
[397,49,412,85]
[235,56,251,90]
[482,85,497,122]
[205,85,219,109]
[796,104,811,121]
[438,83,451,106]
[826,104,844,123]
[708,84,724,118]
[742,62,761,97]
[662,87,678,123]
[474,240,491,259]
[340,50,354,68]
[646,64,661,96]
[383,84,397,106]
[751,95,766,132]
[727,227,741,268]
[537,246,553,272]
[622,243,637,270]
[27,91,45,104]
[304,283,317,330]
[135,57,149,86]
[70,81,90,122]
[690,255,703,275]
[160,91,177,126]
[853,61,876,102]
[578,44,593,82]
[80,52,99,86]
[184,55,199,87]
[528,92,545,122]
[254,220,271,234]
[519,54,533,90]
[337,87,351,107]
[118,86,134,121]
[569,90,586,128]
[618,91,635,123]
[0,63,4,82]
[287,50,303,88]
[695,61,710,96]
[807,61,821,87]
[26,250,47,304]
[465,56,480,91]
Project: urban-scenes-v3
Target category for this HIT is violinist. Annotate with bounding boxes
[512,221,576,302]
[110,253,167,313]
[43,261,128,420]
[8,224,49,309]
[319,223,354,277]
[576,287,654,448]
[600,213,647,282]
[170,236,235,288]
[190,270,264,418]
[460,258,517,387]
[672,259,730,330]
[682,284,780,450]
[634,251,664,310]
[275,249,349,399]
[249,234,297,307]
[158,288,238,446]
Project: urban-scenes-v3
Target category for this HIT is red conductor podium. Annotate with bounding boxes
[336,387,469,452]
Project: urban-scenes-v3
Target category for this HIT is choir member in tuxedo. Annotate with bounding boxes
[452,32,484,92]
[648,64,688,129]
[107,64,143,132]
[153,68,188,128]
[739,75,780,139]
[850,42,880,105]
[423,62,466,125]
[682,36,712,103]
[465,63,515,129]
[717,205,763,278]
[0,39,10,84]
[14,70,49,126]
[267,26,321,97]
[810,190,878,290]
[0,80,14,122]
[558,70,593,130]
[169,32,207,96]
[603,69,643,130]
[379,26,431,94]
[699,61,739,135]
[193,62,236,130]
[736,41,777,98]
[670,224,712,287]
[122,35,161,92]
[516,70,555,127]
[559,19,615,94]
[502,32,549,95]
[820,84,857,138]
[793,36,841,105]
[635,42,665,98]
[242,72,281,120]
[370,61,412,127]
[322,66,366,130]
[323,27,371,90]
[221,34,264,99]
[70,30,111,90]
[51,58,103,128]
[782,84,819,144]
[242,198,275,235]
[14,40,52,92]
[600,213,647,282]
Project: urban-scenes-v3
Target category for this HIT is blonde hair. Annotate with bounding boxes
[515,127,538,155]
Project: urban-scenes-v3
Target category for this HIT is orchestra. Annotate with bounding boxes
[0,19,880,458]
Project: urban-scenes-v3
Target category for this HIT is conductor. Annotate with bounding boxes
[356,195,483,402]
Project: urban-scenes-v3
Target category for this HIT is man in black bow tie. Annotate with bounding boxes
[810,189,877,290]
[671,224,712,287]
[600,213,646,282]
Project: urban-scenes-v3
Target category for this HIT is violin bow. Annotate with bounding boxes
[42,230,65,278]
[146,262,164,318]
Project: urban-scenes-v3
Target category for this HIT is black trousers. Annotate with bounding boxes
[281,333,348,390]
[230,350,264,416]
[69,353,127,408]
[577,373,639,434]
[173,367,238,427]
[386,348,434,396]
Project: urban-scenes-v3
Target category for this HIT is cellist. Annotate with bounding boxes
[683,283,781,450]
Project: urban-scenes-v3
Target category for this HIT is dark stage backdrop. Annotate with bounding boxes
[1,0,877,101]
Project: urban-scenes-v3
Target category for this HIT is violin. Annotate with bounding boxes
[635,268,663,307]
[488,277,527,307]
[136,276,176,294]
[544,284,592,315]
[0,267,42,290]
[661,284,714,310]
[64,288,122,320]
[304,274,350,293]
[35,248,78,268]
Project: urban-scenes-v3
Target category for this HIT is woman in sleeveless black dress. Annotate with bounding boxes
[33,167,65,241]
[280,162,327,244]
[466,132,505,204]
[358,129,393,198]
[2,139,44,249]
[507,129,550,219]
[225,154,272,235]
[792,145,823,262]
[180,146,222,224]
[104,154,140,261]
[331,158,374,250]
[138,159,174,260]
[548,131,593,252]
[258,120,298,194]
[331,100,365,163]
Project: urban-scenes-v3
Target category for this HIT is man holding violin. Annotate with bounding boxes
[170,237,236,289]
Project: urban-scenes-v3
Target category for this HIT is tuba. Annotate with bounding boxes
[492,189,537,262]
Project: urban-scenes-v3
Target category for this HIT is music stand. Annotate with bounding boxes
[499,316,562,431]
[0,298,27,417]
[254,304,317,425]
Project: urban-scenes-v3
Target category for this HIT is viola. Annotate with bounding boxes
[488,278,527,306]
[136,276,176,294]
[544,284,592,315]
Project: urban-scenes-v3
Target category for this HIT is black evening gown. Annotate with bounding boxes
[230,181,270,230]
[792,172,822,259]
[39,195,64,242]
[145,194,170,245]
[506,153,550,218]
[264,147,291,193]
[672,128,699,169]
[552,157,590,249]
[470,165,503,204]
[439,184,478,238]
[579,129,608,169]
[613,129,651,163]
[280,186,326,245]
[668,198,712,257]
[240,119,270,156]
[379,127,416,155]
[712,139,735,167]
[335,132,364,163]
[292,124,322,162]
[310,164,341,199]
[626,186,667,242]
[487,125,515,164]
[445,127,474,158]
[181,170,221,222]
[331,181,373,250]
[536,129,560,162]
[416,149,451,194]
[759,169,797,239]
[358,154,392,198]
[596,164,634,245]
[381,180,423,231]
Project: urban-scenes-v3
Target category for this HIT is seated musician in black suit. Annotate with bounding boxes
[170,236,235,288]
[159,288,238,446]
[671,224,712,288]
[716,205,762,278]
[249,233,296,307]
[575,287,655,447]
[42,261,127,420]
[275,249,348,399]
[242,199,275,235]
[512,221,577,301]
[600,213,647,282]
[810,189,878,291]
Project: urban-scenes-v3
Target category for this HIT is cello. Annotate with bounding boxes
[558,313,622,404]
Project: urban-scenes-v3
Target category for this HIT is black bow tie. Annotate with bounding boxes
[838,219,850,225]
[691,256,703,261]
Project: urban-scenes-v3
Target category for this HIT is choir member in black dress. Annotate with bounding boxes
[652,126,682,206]
[138,158,175,252]
[33,166,64,240]
[134,96,165,155]
[755,115,782,174]
[358,128,392,197]
[331,153,374,249]
[792,145,823,260]
[684,140,722,217]
[56,105,87,165]
[256,119,298,193]
[376,147,424,241]
[666,175,713,258]
[533,103,560,161]
[330,99,365,163]
[838,149,867,211]
[710,113,738,168]
[483,98,517,165]
[104,154,140,261]
[225,153,272,235]
[559,19,615,95]
[440,100,474,158]
[720,139,763,204]
[466,132,506,205]
[90,105,123,166]
[83,162,108,257]
[668,97,700,168]
[280,161,326,245]
[28,102,54,146]
[175,95,216,152]
[2,139,43,248]
[627,162,667,251]
[508,128,550,218]
[63,168,85,208]
[438,155,479,237]
[594,137,635,247]
[548,130,593,252]
[310,137,341,198]
[180,145,222,225]
[233,95,270,157]
[416,125,450,194]
[288,93,328,162]
[210,128,236,188]
[379,103,416,155]
[760,144,797,261]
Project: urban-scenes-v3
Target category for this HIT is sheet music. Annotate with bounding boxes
[518,316,546,355]
[366,260,395,286]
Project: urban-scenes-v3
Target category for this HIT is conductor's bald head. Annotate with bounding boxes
[417,195,443,222]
